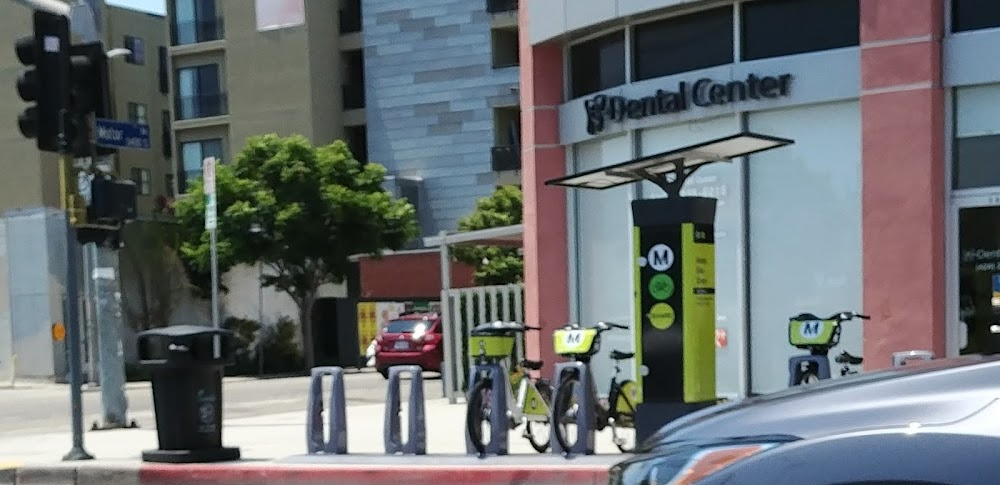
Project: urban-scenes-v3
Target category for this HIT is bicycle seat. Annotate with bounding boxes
[521,359,543,370]
[470,320,525,336]
[610,350,634,360]
[835,351,864,365]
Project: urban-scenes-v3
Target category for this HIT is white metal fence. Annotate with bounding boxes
[440,283,525,403]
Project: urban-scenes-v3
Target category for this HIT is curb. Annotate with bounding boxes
[4,463,609,485]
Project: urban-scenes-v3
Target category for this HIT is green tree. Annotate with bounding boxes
[451,185,523,285]
[172,134,419,367]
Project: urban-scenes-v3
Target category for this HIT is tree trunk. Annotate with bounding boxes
[298,293,317,369]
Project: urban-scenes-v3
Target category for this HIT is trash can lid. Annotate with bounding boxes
[137,325,231,337]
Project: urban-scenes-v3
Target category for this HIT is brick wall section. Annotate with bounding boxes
[860,0,946,367]
[359,252,475,299]
[519,2,569,374]
[363,0,521,236]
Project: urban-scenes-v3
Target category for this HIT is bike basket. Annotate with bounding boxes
[468,334,515,358]
[553,328,600,356]
[788,319,841,348]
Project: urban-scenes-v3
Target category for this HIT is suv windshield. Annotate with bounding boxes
[384,319,427,334]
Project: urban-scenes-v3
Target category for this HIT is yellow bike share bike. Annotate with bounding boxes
[465,321,552,454]
[551,321,638,453]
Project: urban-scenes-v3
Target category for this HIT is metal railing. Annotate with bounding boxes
[171,17,225,46]
[490,145,520,172]
[342,84,365,110]
[175,93,228,121]
[486,0,518,14]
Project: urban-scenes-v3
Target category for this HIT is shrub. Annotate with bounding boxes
[259,316,305,374]
[222,316,262,376]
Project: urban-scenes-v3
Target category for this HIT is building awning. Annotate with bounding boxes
[545,132,793,194]
[423,224,523,248]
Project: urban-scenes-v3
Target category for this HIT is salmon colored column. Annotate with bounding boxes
[860,0,946,368]
[519,3,568,374]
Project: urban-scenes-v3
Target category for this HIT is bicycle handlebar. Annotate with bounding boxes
[524,325,542,331]
[824,311,871,322]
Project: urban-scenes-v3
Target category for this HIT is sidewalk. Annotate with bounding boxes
[0,398,619,484]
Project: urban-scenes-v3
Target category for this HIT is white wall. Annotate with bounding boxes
[527,0,707,45]
[638,114,743,398]
[573,133,636,390]
[747,100,863,394]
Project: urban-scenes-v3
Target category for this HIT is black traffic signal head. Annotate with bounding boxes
[88,175,136,224]
[14,11,71,153]
[66,42,114,157]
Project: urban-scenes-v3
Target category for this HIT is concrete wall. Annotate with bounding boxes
[363,0,520,236]
[526,0,708,45]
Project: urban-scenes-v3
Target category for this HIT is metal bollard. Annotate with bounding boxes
[893,350,935,368]
[384,365,426,455]
[465,363,510,456]
[306,366,348,455]
[550,361,595,456]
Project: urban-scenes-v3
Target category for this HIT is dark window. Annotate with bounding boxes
[124,35,145,64]
[158,46,169,94]
[954,135,1000,190]
[953,0,1000,33]
[741,0,859,61]
[165,173,175,196]
[339,0,362,34]
[633,7,733,81]
[178,138,224,193]
[174,64,226,119]
[491,28,520,68]
[127,102,148,125]
[130,167,151,195]
[569,31,625,98]
[172,0,223,45]
[161,110,172,158]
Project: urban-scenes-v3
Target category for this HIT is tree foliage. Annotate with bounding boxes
[119,219,188,331]
[172,134,419,367]
[451,185,523,286]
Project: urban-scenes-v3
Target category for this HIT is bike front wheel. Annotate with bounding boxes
[466,378,493,454]
[525,380,553,453]
[552,375,581,453]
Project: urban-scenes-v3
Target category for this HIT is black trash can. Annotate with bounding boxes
[137,325,241,463]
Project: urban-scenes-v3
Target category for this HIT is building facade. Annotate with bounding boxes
[0,2,172,216]
[165,0,365,195]
[362,0,521,237]
[519,0,998,397]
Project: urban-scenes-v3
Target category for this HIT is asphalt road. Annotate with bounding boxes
[0,369,440,437]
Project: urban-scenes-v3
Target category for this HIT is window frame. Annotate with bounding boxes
[631,5,735,82]
[130,167,152,196]
[177,138,224,193]
[127,102,149,125]
[567,29,627,99]
[124,35,145,65]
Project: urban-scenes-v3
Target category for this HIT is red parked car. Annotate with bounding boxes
[374,313,444,378]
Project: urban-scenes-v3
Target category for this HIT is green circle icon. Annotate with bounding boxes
[648,274,675,300]
[647,303,676,330]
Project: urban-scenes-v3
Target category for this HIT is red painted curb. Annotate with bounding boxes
[139,464,609,485]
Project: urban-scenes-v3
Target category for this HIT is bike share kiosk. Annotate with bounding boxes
[546,132,794,442]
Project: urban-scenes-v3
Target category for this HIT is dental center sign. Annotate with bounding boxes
[584,73,794,135]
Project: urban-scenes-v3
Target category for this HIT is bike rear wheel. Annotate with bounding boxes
[552,375,580,453]
[525,380,553,453]
[466,378,493,454]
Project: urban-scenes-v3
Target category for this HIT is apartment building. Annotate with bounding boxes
[363,0,521,238]
[0,2,172,216]
[166,0,366,194]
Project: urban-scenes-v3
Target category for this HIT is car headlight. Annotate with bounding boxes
[609,441,785,485]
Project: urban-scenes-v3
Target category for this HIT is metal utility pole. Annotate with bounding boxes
[91,246,132,430]
[82,241,98,384]
[204,157,221,356]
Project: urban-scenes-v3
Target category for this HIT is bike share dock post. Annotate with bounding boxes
[306,366,347,455]
[551,361,595,456]
[465,363,510,456]
[384,365,426,455]
[893,350,934,367]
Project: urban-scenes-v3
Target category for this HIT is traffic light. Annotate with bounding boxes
[14,10,71,153]
[88,175,137,224]
[67,42,114,158]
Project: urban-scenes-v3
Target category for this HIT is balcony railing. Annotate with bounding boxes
[491,145,520,172]
[486,0,518,14]
[340,8,362,34]
[343,84,365,110]
[175,93,229,120]
[171,17,225,46]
